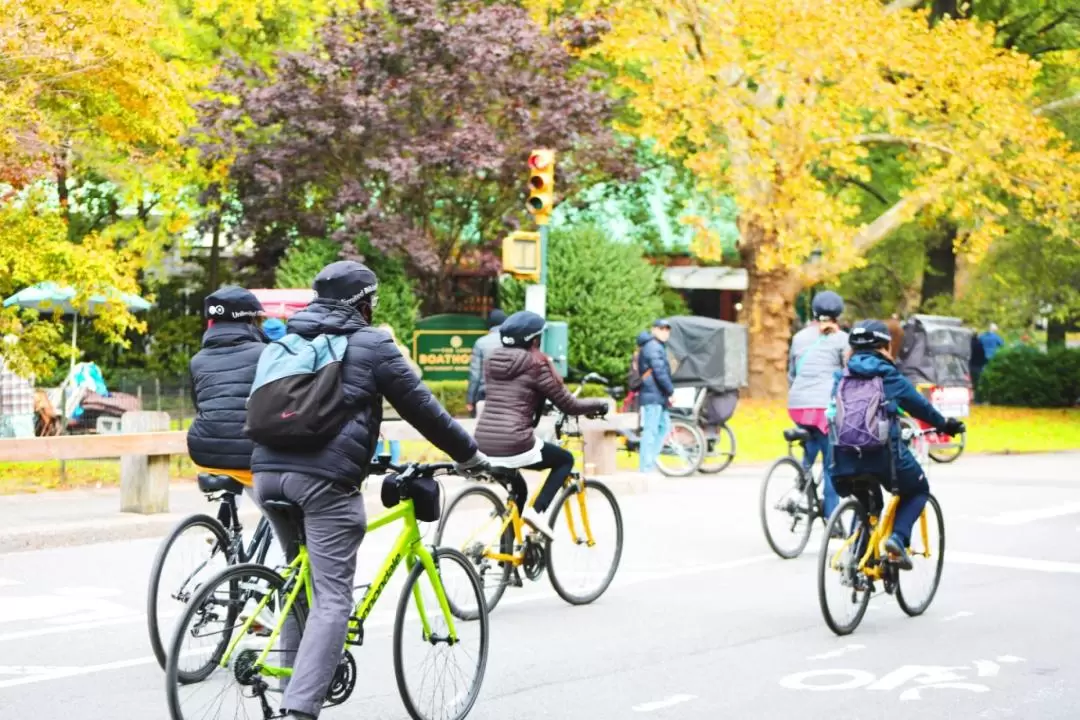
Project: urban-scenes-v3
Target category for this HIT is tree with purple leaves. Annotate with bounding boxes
[195,0,630,310]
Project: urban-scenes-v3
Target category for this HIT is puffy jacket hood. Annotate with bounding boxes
[636,331,652,346]
[287,299,366,337]
[487,347,535,381]
[201,322,266,348]
[847,351,893,377]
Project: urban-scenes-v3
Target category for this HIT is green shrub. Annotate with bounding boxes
[979,345,1080,408]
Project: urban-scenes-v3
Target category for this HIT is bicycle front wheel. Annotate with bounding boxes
[655,420,706,477]
[699,423,736,474]
[434,484,514,616]
[759,457,815,559]
[147,513,231,671]
[547,478,624,605]
[818,498,873,636]
[394,547,489,720]
[896,493,945,616]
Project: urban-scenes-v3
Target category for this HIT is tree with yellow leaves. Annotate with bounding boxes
[530,0,1079,397]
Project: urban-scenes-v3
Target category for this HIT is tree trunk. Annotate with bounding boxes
[745,266,800,399]
[207,213,222,294]
[1047,318,1067,350]
[920,221,957,308]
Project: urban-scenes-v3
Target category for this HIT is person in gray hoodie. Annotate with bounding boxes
[788,291,848,519]
[466,309,507,417]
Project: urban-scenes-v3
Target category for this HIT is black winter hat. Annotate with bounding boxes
[204,286,264,322]
[313,261,379,307]
[499,310,545,347]
[487,309,507,329]
[849,319,891,350]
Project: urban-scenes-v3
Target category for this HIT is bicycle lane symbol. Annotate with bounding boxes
[779,656,1026,701]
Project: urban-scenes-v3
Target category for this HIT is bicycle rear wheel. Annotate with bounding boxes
[929,431,965,463]
[547,478,624,605]
[655,419,706,477]
[699,423,736,474]
[434,484,514,616]
[147,513,231,671]
[760,457,816,559]
[818,498,873,636]
[896,493,945,616]
[394,547,489,720]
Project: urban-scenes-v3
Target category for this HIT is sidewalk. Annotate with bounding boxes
[0,471,659,554]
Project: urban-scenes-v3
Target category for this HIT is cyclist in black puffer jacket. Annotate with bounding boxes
[186,286,268,470]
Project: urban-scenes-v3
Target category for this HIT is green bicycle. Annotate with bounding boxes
[164,462,490,720]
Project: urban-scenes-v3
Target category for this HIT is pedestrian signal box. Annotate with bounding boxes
[501,230,541,281]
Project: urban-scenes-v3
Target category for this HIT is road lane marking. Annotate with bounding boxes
[633,694,696,712]
[980,502,1080,526]
[941,611,973,622]
[0,579,20,588]
[950,552,1080,574]
[807,644,865,660]
[0,613,161,643]
[0,656,156,689]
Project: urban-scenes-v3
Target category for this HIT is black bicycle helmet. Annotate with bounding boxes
[849,319,891,350]
[499,310,545,348]
[810,290,844,320]
[313,260,378,309]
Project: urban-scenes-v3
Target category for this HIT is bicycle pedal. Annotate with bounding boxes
[510,569,524,588]
[344,616,364,646]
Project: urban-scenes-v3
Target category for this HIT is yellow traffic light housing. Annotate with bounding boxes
[502,230,541,281]
[527,149,555,226]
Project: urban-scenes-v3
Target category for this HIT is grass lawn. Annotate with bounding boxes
[2,402,1077,494]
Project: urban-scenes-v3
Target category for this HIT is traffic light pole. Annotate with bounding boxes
[539,224,549,286]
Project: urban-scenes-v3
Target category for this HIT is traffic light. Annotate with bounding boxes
[527,149,555,225]
[501,230,541,281]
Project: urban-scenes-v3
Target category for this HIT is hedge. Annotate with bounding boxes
[979,345,1080,408]
[426,380,611,417]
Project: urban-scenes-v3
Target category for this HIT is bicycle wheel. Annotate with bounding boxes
[434,484,514,616]
[547,478,624,605]
[394,547,489,720]
[699,423,736,474]
[655,419,706,477]
[929,431,966,463]
[759,457,816,559]
[147,513,231,671]
[165,563,304,719]
[896,493,945,617]
[818,497,873,636]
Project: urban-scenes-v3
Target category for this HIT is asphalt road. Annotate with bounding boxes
[1,452,1078,719]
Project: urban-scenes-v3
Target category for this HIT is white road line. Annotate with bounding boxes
[807,644,865,660]
[941,611,973,622]
[0,613,160,643]
[0,579,21,588]
[0,656,156,689]
[633,694,696,712]
[980,502,1080,526]
[951,551,1080,574]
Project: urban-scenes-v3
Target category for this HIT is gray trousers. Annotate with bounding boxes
[252,471,366,718]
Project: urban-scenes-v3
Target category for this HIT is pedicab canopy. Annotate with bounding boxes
[664,315,748,392]
[898,314,974,388]
[249,288,316,319]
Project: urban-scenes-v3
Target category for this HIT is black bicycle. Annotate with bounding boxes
[759,427,828,559]
[147,472,274,670]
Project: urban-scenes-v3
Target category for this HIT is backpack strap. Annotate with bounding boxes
[795,334,827,377]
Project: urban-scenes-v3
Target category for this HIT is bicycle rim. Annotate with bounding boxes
[817,498,872,636]
[434,485,514,616]
[929,432,965,463]
[547,479,624,605]
[147,514,231,671]
[166,563,302,720]
[394,547,489,720]
[759,458,815,559]
[655,420,705,476]
[699,424,736,474]
[897,494,945,617]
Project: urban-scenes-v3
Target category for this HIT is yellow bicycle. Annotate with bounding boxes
[817,426,945,635]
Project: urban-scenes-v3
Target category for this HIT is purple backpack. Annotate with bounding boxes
[832,369,891,450]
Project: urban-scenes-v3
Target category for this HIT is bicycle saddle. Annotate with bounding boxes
[261,499,306,541]
[783,427,811,443]
[197,472,246,495]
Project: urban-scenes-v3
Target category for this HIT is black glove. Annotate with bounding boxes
[586,400,609,419]
[939,418,965,436]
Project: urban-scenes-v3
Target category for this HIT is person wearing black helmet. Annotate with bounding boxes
[788,290,848,519]
[250,261,486,720]
[474,310,608,539]
[828,319,965,570]
[466,308,507,417]
[187,286,269,472]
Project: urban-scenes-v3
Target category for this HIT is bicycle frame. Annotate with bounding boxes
[218,497,459,677]
[829,494,933,581]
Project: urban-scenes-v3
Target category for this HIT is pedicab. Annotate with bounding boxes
[897,314,973,463]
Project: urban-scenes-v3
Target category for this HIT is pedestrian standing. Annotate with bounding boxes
[466,309,506,418]
[637,319,675,473]
[979,322,1005,362]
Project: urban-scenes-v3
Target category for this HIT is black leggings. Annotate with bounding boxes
[507,442,574,513]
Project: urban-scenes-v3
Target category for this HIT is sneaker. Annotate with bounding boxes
[521,507,554,541]
[884,534,913,570]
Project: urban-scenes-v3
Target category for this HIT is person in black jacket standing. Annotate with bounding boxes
[186,286,268,471]
[250,261,487,720]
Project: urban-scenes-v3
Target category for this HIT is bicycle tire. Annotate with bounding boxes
[929,431,965,464]
[393,547,489,720]
[699,423,737,474]
[434,484,514,615]
[655,419,706,477]
[759,457,816,559]
[547,479,624,605]
[896,493,945,617]
[147,513,231,671]
[817,497,872,636]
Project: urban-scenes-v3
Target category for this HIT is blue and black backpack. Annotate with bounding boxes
[245,333,351,450]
